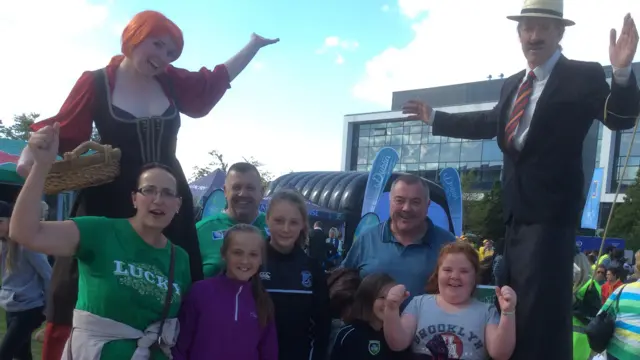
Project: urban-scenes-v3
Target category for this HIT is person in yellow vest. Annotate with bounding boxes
[479,240,494,261]
[572,250,602,360]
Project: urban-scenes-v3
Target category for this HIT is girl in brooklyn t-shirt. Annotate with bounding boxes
[383,242,517,360]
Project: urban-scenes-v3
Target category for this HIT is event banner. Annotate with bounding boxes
[361,147,399,217]
[353,212,381,243]
[581,168,604,230]
[202,189,227,218]
[440,167,463,237]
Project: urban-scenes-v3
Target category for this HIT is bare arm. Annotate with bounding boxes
[224,34,279,82]
[485,314,516,359]
[9,163,80,257]
[224,42,260,82]
[383,309,417,351]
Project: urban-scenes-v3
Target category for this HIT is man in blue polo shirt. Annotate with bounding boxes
[342,174,455,307]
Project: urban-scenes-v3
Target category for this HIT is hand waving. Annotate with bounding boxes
[28,123,59,168]
[402,100,433,124]
[250,33,280,49]
[386,284,410,309]
[495,286,517,313]
[610,13,639,68]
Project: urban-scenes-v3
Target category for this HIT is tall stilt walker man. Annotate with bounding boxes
[403,1,640,359]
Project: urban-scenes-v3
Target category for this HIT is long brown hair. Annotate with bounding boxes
[266,189,309,247]
[349,273,396,323]
[425,242,480,294]
[327,268,362,319]
[220,224,274,328]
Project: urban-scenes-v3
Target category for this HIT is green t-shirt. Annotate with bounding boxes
[73,217,192,360]
[196,212,268,278]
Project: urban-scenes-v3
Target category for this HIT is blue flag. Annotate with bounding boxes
[202,189,227,218]
[361,147,399,217]
[581,168,604,230]
[440,168,463,236]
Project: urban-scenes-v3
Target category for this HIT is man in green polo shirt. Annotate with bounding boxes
[197,162,268,278]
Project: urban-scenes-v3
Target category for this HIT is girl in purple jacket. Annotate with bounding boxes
[173,224,277,360]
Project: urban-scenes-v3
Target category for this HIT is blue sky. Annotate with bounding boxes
[0,0,638,179]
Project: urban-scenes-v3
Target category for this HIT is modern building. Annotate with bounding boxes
[342,62,640,227]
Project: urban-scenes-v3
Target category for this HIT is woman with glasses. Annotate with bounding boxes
[10,124,192,359]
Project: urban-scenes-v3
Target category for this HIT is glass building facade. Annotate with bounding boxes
[351,112,502,191]
[613,123,640,191]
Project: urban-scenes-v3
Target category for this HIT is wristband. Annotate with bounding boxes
[502,310,515,316]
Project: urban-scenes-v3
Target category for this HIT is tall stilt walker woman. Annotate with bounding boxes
[17,10,279,360]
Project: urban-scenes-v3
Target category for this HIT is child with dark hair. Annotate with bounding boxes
[331,273,398,360]
[326,268,362,355]
[173,224,277,359]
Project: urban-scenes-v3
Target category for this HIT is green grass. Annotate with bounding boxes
[0,309,44,359]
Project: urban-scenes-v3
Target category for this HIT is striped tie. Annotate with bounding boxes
[505,71,536,149]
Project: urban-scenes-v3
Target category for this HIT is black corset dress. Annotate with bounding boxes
[40,64,231,325]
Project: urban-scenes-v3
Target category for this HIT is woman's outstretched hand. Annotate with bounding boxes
[250,33,279,49]
[28,123,59,168]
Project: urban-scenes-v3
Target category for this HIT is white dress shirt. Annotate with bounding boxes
[427,49,632,150]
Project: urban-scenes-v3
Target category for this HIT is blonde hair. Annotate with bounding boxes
[1,240,19,274]
[266,190,309,247]
[220,224,274,328]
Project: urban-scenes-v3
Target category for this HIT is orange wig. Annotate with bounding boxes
[109,10,184,66]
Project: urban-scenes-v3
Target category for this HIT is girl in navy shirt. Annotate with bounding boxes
[331,273,400,360]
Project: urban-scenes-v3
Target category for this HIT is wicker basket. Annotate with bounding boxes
[44,141,122,195]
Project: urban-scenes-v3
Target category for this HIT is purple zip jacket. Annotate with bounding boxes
[172,275,278,360]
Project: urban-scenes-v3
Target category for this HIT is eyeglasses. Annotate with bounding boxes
[136,186,179,199]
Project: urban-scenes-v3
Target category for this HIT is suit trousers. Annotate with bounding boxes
[498,220,575,360]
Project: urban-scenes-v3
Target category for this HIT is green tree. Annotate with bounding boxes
[0,113,39,140]
[0,112,101,144]
[479,181,505,240]
[460,170,485,235]
[607,168,640,251]
[190,150,274,189]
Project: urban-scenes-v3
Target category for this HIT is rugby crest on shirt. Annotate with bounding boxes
[211,230,225,241]
[368,340,381,355]
[301,270,312,288]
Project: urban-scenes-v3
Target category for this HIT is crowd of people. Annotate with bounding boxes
[0,0,639,359]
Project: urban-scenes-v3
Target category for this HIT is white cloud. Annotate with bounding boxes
[316,36,359,66]
[316,36,359,54]
[325,36,341,47]
[353,0,640,106]
[397,0,431,19]
[0,0,115,122]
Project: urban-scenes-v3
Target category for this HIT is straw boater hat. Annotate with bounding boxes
[507,0,575,27]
